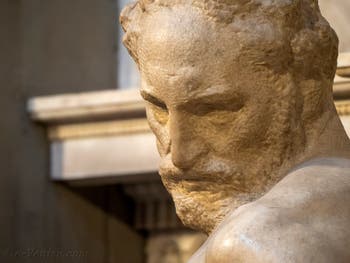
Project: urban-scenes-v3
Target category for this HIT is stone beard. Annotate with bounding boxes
[120,0,347,236]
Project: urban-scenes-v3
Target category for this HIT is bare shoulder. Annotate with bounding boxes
[203,158,350,263]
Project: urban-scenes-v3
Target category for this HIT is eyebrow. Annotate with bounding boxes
[183,88,235,106]
[140,86,239,110]
[194,86,230,100]
[140,89,167,109]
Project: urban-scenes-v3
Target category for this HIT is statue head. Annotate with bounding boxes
[120,0,346,234]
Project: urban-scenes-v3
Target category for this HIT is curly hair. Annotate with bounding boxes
[120,0,337,80]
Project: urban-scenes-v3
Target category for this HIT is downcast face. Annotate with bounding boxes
[137,6,294,232]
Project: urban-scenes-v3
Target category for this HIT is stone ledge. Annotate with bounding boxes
[28,88,145,123]
[334,52,350,99]
[48,118,150,140]
[336,100,350,116]
[27,88,157,183]
[336,52,350,77]
[334,75,350,100]
[50,133,159,182]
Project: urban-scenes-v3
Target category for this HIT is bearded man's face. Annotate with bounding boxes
[137,6,299,233]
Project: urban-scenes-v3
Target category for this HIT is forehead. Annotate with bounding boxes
[136,5,281,102]
[138,7,242,98]
[139,7,216,63]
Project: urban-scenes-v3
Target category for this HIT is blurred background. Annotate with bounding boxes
[1,0,350,262]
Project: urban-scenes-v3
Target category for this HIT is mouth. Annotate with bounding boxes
[159,168,221,182]
[159,163,232,184]
[158,154,239,184]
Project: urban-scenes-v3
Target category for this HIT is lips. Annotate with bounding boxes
[159,159,233,184]
[159,168,210,182]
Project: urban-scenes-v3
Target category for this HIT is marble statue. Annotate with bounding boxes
[120,0,350,261]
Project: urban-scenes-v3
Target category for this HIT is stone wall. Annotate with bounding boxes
[0,1,144,262]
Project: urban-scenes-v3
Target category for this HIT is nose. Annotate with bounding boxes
[169,111,205,169]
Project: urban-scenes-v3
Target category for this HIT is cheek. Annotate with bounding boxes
[228,103,273,151]
[194,104,273,155]
[145,104,170,156]
[192,111,241,153]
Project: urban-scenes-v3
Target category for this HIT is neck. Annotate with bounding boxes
[300,108,350,161]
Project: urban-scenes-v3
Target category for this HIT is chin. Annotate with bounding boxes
[171,189,230,234]
[158,152,288,233]
[161,176,244,234]
[160,169,279,234]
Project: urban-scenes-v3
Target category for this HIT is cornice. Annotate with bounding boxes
[28,89,146,123]
[336,52,350,77]
[334,52,350,100]
[335,100,350,116]
[48,118,151,140]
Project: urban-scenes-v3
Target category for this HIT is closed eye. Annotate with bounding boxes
[181,99,245,116]
[140,90,168,111]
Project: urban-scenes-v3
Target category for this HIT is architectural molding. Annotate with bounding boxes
[336,52,350,77]
[336,100,350,116]
[28,89,145,123]
[334,53,350,99]
[50,133,159,182]
[48,118,150,140]
[28,88,157,183]
[333,75,350,100]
